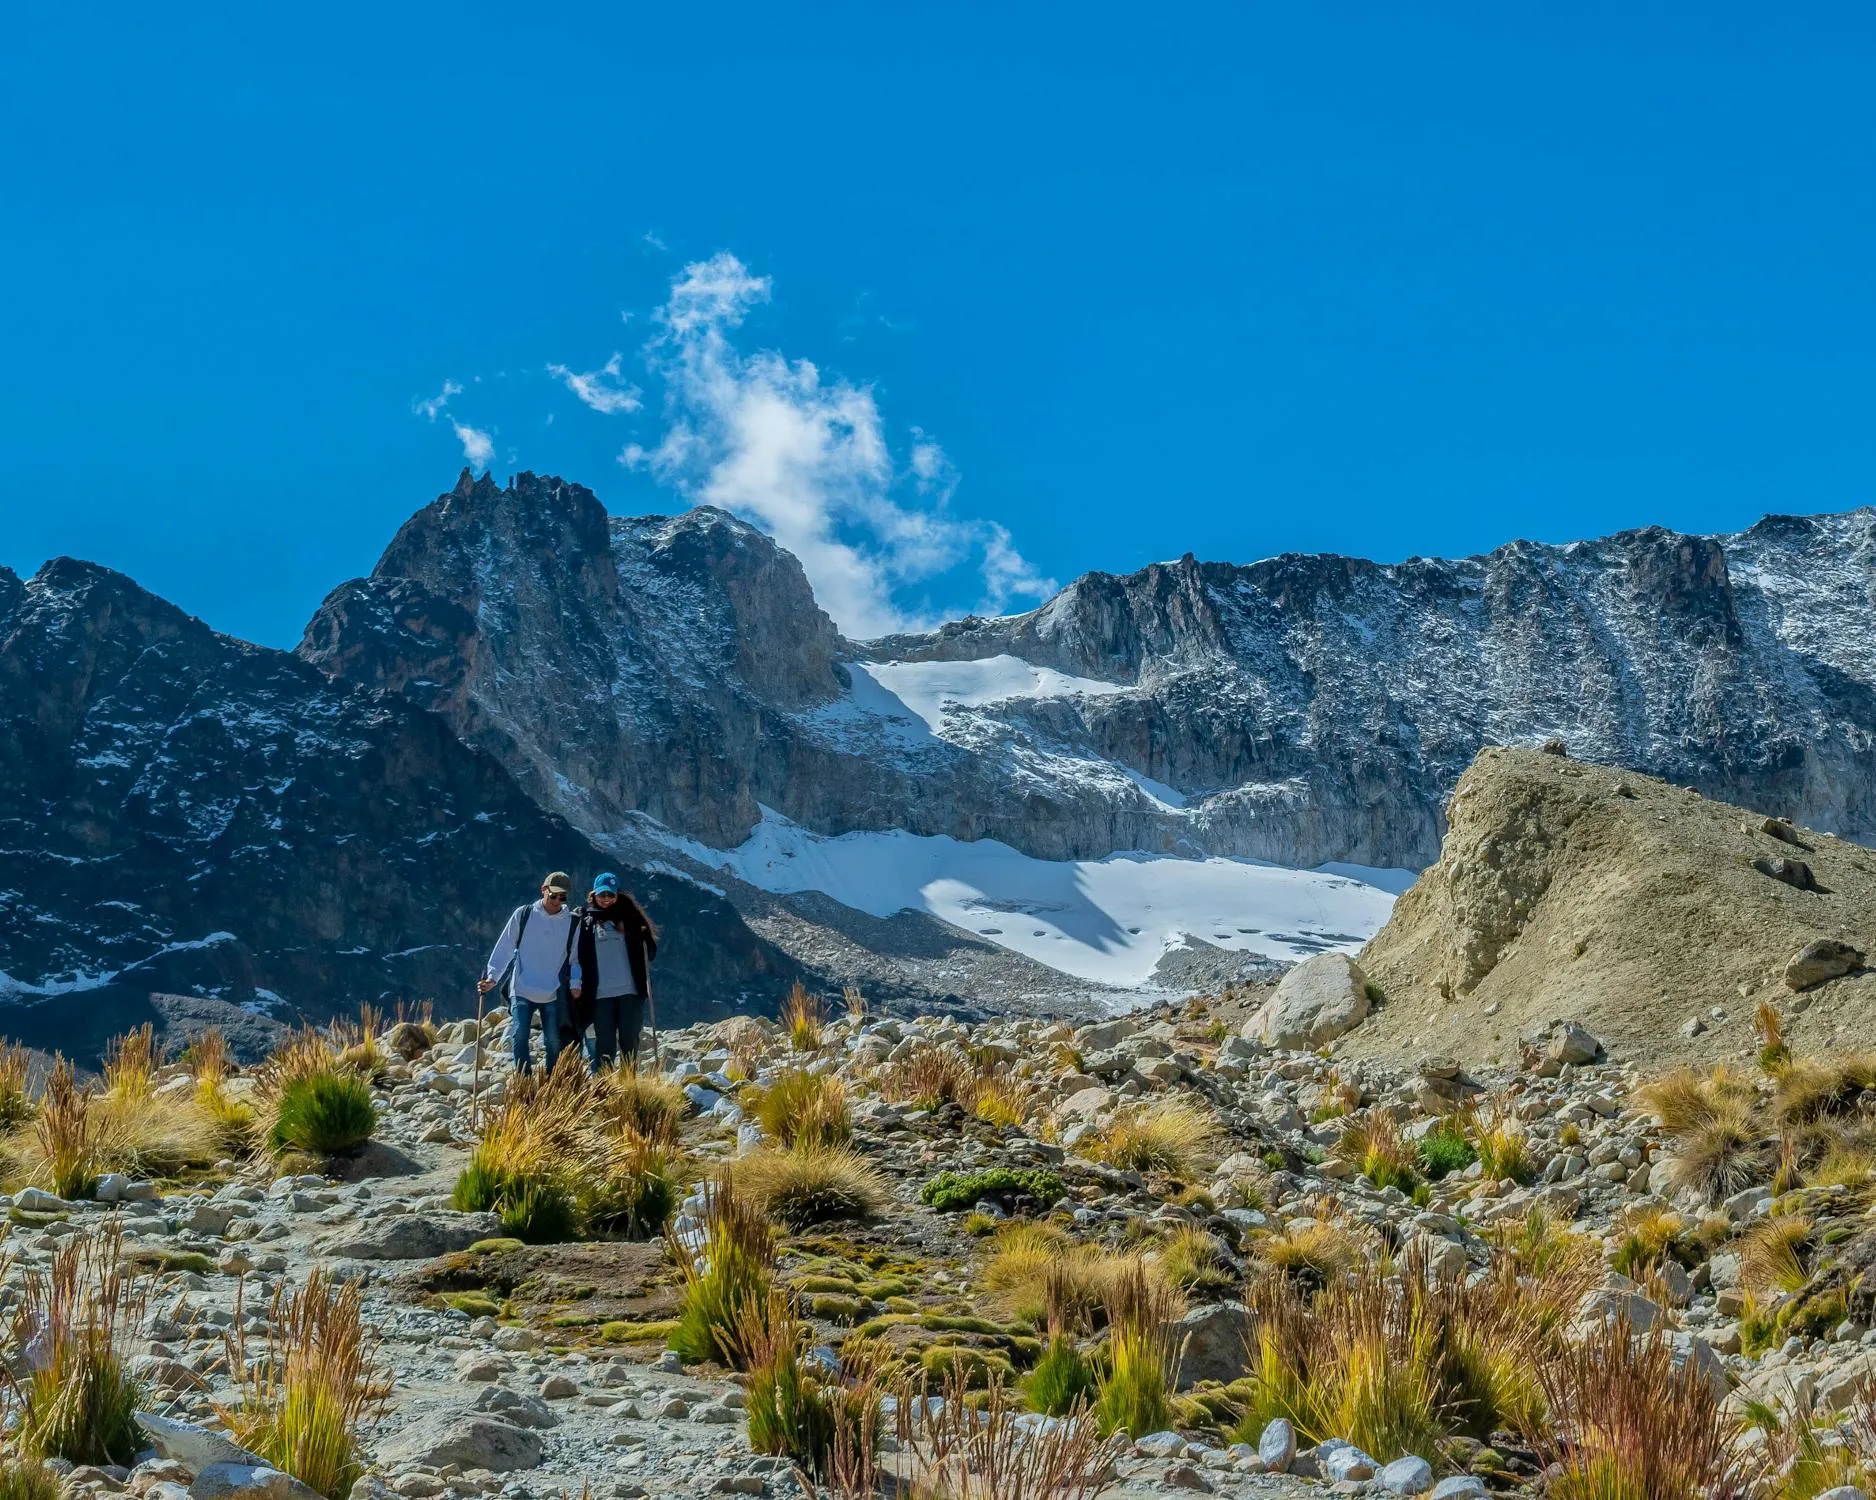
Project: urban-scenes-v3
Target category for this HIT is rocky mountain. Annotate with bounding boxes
[303,472,1876,873]
[0,556,792,1060]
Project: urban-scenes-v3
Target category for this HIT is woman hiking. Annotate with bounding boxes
[569,872,658,1070]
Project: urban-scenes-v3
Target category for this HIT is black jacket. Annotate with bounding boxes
[568,898,657,1037]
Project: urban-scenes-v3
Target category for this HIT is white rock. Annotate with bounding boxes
[1254,953,1372,1049]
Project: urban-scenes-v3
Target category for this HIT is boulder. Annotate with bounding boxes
[315,1211,503,1261]
[139,1412,265,1471]
[1754,856,1818,890]
[1254,954,1372,1049]
[1173,1302,1252,1387]
[377,1412,544,1472]
[1380,1455,1436,1495]
[383,1022,432,1060]
[472,1384,561,1429]
[1256,1417,1295,1472]
[191,1465,323,1500]
[1784,939,1865,991]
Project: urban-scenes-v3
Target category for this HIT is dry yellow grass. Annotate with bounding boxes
[735,1147,889,1229]
[1083,1097,1222,1178]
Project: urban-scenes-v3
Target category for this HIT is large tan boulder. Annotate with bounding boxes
[1248,952,1371,1049]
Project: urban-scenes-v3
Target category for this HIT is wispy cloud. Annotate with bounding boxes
[414,379,461,421]
[546,352,642,415]
[632,252,1055,636]
[453,423,495,469]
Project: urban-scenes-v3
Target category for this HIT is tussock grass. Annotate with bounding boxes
[1093,1258,1184,1438]
[1083,1097,1223,1179]
[751,1068,850,1150]
[581,1130,681,1240]
[1025,1333,1097,1416]
[878,1042,978,1111]
[737,1289,883,1481]
[1467,1098,1534,1185]
[1635,1065,1757,1136]
[179,1027,232,1087]
[0,1454,63,1500]
[1609,1207,1686,1279]
[1157,1223,1235,1295]
[971,1071,1030,1129]
[669,1171,776,1368]
[1755,1001,1791,1075]
[1417,1116,1476,1181]
[736,1147,889,1228]
[1335,1111,1419,1193]
[451,1076,586,1242]
[898,1364,1111,1500]
[219,1269,389,1498]
[781,982,825,1053]
[1773,1053,1876,1129]
[1668,1116,1773,1204]
[266,1072,375,1159]
[1530,1318,1748,1500]
[32,1058,98,1200]
[0,1045,33,1130]
[1235,1245,1586,1462]
[1736,1213,1812,1296]
[597,1067,687,1150]
[1253,1213,1369,1294]
[14,1225,145,1466]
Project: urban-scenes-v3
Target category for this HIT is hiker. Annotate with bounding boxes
[479,871,582,1075]
[570,871,658,1070]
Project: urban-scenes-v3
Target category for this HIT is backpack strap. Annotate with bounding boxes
[503,903,531,1001]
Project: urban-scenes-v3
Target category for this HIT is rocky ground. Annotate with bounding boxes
[12,985,1876,1500]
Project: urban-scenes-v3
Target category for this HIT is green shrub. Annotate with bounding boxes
[918,1168,1065,1212]
[16,1233,143,1467]
[267,1072,375,1157]
[1025,1334,1096,1415]
[1417,1121,1476,1181]
[740,1293,883,1479]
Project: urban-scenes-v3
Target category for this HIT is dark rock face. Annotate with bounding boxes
[0,555,791,1058]
[303,476,1876,870]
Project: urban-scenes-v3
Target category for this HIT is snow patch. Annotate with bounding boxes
[849,655,1126,735]
[656,813,1401,987]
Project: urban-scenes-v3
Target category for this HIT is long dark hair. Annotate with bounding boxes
[588,886,658,955]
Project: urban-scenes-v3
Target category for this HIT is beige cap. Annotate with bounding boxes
[542,871,572,894]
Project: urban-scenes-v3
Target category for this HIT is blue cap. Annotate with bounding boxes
[592,871,621,895]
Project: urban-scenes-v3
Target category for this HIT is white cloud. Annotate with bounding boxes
[546,352,642,415]
[453,423,495,469]
[638,252,1055,637]
[414,380,461,421]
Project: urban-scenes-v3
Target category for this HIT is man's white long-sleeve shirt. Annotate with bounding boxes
[483,900,581,1003]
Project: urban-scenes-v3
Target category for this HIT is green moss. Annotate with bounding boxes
[883,1297,919,1314]
[791,1274,862,1296]
[444,1292,502,1318]
[917,1168,1065,1212]
[859,1276,913,1299]
[599,1319,680,1343]
[918,1314,1004,1335]
[807,1294,868,1324]
[467,1237,526,1255]
[851,1313,919,1340]
[8,1209,70,1227]
[919,1345,1014,1385]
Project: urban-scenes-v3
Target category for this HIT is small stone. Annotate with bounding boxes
[190,1463,324,1500]
[1380,1454,1436,1495]
[660,1398,690,1419]
[1321,1445,1378,1482]
[538,1374,578,1400]
[1257,1418,1296,1472]
[1429,1480,1490,1500]
[1135,1431,1186,1458]
[1163,1463,1212,1491]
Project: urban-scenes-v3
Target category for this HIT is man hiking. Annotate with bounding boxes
[569,872,658,1070]
[479,871,582,1076]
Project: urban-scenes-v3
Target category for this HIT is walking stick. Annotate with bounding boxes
[643,972,661,1076]
[471,983,486,1132]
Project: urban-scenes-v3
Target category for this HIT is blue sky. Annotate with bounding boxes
[3,5,1873,645]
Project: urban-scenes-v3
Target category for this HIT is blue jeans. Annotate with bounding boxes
[511,995,568,1076]
[586,994,645,1070]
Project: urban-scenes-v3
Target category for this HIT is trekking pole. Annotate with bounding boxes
[644,973,661,1076]
[471,984,486,1132]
